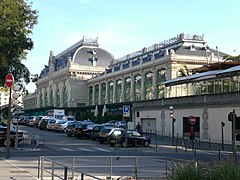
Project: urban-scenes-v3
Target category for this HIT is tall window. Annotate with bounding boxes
[94,84,99,105]
[62,85,68,107]
[56,88,60,107]
[88,86,93,105]
[108,81,114,103]
[101,83,106,104]
[135,74,141,101]
[157,68,166,98]
[116,79,122,102]
[50,90,54,106]
[40,93,43,107]
[145,72,153,100]
[44,90,48,106]
[125,77,131,101]
[215,79,222,93]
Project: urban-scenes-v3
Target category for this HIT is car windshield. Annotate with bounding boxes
[58,120,67,124]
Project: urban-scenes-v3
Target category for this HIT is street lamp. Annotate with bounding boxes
[169,106,175,146]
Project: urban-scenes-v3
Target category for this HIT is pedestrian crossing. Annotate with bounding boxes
[60,147,112,152]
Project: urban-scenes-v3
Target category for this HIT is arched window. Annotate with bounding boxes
[135,74,141,101]
[108,81,114,103]
[116,79,122,102]
[88,86,93,105]
[40,93,43,107]
[49,89,54,107]
[145,72,153,100]
[157,68,166,98]
[56,88,60,107]
[94,84,99,105]
[124,77,131,101]
[101,83,106,104]
[44,89,48,106]
[62,85,68,107]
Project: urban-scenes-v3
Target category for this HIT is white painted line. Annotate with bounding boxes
[78,148,94,152]
[94,147,111,152]
[61,148,76,151]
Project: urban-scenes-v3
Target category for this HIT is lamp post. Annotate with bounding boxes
[169,106,175,146]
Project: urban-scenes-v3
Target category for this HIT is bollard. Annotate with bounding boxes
[194,148,196,159]
[64,166,68,180]
[198,136,200,146]
[218,149,221,161]
[176,133,178,153]
[209,137,211,149]
[185,138,187,152]
[162,130,164,140]
[156,131,158,152]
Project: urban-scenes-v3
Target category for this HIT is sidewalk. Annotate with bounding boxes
[0,157,39,180]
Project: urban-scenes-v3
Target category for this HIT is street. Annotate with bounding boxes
[0,125,239,179]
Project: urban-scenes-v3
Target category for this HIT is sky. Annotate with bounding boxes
[24,0,240,92]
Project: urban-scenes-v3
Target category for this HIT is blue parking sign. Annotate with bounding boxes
[123,105,130,117]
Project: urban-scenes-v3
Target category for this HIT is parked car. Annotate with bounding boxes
[98,126,114,144]
[34,116,44,127]
[108,128,151,147]
[115,121,126,128]
[38,116,53,130]
[27,116,38,126]
[66,121,81,136]
[0,123,24,147]
[53,120,69,132]
[46,118,62,131]
[74,123,94,139]
[62,116,76,121]
[91,124,103,141]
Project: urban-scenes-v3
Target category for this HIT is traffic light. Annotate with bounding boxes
[11,84,21,113]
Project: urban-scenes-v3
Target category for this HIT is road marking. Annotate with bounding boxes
[78,148,94,152]
[61,148,76,151]
[94,147,111,152]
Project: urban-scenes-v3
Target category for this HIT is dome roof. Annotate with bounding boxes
[72,46,115,67]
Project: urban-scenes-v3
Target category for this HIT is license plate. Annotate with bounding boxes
[110,140,115,143]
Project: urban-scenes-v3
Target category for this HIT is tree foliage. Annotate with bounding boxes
[0,0,38,86]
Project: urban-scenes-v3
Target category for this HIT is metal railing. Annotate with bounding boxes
[38,156,199,180]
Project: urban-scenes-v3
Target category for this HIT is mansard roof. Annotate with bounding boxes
[39,36,115,79]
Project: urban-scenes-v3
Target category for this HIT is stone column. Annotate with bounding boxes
[47,86,52,106]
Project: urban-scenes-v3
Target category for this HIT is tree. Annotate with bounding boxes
[0,0,38,86]
[224,55,240,61]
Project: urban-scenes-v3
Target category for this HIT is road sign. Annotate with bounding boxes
[189,115,196,125]
[123,105,130,117]
[5,73,14,88]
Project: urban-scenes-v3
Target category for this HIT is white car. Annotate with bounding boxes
[53,120,70,132]
[46,118,62,131]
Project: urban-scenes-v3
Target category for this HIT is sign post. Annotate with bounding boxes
[5,73,14,159]
[123,105,130,148]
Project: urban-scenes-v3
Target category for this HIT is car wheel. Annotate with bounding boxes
[122,141,127,148]
[99,140,104,144]
[144,141,150,147]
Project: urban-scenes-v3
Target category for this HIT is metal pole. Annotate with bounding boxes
[232,109,237,159]
[6,87,12,159]
[172,118,174,146]
[221,125,224,150]
[15,118,19,149]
